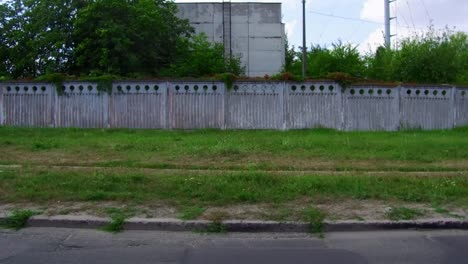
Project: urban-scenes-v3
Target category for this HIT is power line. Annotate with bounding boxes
[308,10,382,25]
[308,9,468,34]
[419,0,433,22]
[405,0,416,30]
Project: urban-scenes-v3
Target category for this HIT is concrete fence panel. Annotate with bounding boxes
[455,87,468,127]
[168,82,225,129]
[400,86,454,130]
[0,84,3,125]
[343,86,400,131]
[226,82,284,129]
[1,83,54,127]
[56,83,108,128]
[110,82,167,129]
[285,82,342,129]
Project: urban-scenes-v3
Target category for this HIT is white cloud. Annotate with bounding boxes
[359,0,468,52]
[285,19,298,40]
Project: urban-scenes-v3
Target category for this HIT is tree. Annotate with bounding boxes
[161,33,245,77]
[72,0,193,76]
[0,0,81,78]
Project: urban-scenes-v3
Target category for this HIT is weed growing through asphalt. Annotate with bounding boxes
[178,206,205,220]
[0,210,39,230]
[385,207,425,221]
[102,208,134,233]
[203,211,228,233]
[302,207,326,236]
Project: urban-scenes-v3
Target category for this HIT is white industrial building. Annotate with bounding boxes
[176,2,286,77]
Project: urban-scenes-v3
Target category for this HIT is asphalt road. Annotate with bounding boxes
[1,228,467,264]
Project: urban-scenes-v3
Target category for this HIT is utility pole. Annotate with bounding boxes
[384,0,396,48]
[302,0,307,78]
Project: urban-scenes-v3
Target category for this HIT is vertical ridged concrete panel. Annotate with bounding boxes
[0,84,3,125]
[226,82,284,129]
[168,82,225,129]
[1,83,54,127]
[110,82,167,129]
[343,86,400,131]
[285,82,342,129]
[400,86,454,130]
[455,87,468,127]
[56,83,108,128]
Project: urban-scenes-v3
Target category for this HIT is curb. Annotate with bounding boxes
[2,215,468,233]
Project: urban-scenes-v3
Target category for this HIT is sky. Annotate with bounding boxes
[176,0,468,53]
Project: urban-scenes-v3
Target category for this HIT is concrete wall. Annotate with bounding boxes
[1,83,54,127]
[110,82,167,129]
[400,86,455,130]
[455,87,468,127]
[343,86,399,131]
[285,82,342,129]
[176,2,285,77]
[226,82,284,129]
[57,83,108,128]
[1,81,467,131]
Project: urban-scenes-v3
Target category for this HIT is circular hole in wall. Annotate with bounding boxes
[145,85,150,91]
[41,86,46,92]
[386,89,392,95]
[117,85,122,92]
[184,85,189,91]
[301,85,306,91]
[291,85,297,91]
[416,90,421,95]
[407,90,412,95]
[175,85,180,91]
[6,86,11,92]
[15,86,20,92]
[154,85,159,91]
[70,85,75,91]
[424,90,429,95]
[442,90,447,96]
[203,85,208,91]
[310,85,315,91]
[212,85,218,91]
[368,89,374,95]
[32,86,38,92]
[61,85,66,92]
[350,89,356,95]
[87,85,93,91]
[329,85,334,91]
[126,85,131,91]
[359,89,364,95]
[377,89,382,95]
[136,85,141,91]
[433,90,438,96]
[320,85,325,91]
[233,85,239,91]
[79,85,84,92]
[23,86,29,92]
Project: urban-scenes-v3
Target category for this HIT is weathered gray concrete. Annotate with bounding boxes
[343,86,400,131]
[168,82,225,129]
[1,228,467,264]
[176,3,285,77]
[1,81,467,131]
[57,82,108,128]
[111,82,167,129]
[2,215,468,233]
[285,82,342,129]
[226,82,285,129]
[1,83,54,127]
[455,87,468,127]
[400,86,455,130]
